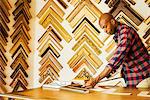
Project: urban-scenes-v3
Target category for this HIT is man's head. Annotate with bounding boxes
[99,13,117,35]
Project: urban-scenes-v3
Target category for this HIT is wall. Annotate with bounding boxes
[0,0,149,93]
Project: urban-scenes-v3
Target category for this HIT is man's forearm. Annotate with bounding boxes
[95,66,112,83]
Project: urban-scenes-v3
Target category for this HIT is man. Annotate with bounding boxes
[85,13,150,88]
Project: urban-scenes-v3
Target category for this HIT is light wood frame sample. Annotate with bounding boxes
[38,7,72,43]
[38,26,63,58]
[37,0,65,18]
[39,51,63,84]
[75,68,92,80]
[38,26,63,51]
[67,0,102,28]
[144,16,150,25]
[72,17,102,55]
[72,18,103,48]
[68,44,103,74]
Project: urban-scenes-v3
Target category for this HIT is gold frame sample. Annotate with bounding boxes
[67,0,102,28]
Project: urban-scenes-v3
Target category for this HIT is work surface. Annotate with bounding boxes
[1,87,150,100]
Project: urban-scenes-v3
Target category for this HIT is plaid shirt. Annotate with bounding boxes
[107,23,150,87]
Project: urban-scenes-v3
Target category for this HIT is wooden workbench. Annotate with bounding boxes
[0,87,150,100]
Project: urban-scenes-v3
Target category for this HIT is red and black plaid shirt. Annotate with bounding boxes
[107,23,150,87]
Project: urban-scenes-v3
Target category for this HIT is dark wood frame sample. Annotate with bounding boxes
[0,0,11,93]
[9,0,32,92]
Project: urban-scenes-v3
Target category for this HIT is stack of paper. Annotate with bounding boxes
[137,91,150,97]
[97,77,126,87]
[42,81,70,90]
[42,83,61,91]
[61,85,89,94]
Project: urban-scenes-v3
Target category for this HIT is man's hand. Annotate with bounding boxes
[84,78,97,89]
[84,67,112,89]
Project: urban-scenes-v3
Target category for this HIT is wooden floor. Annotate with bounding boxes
[0,87,150,100]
